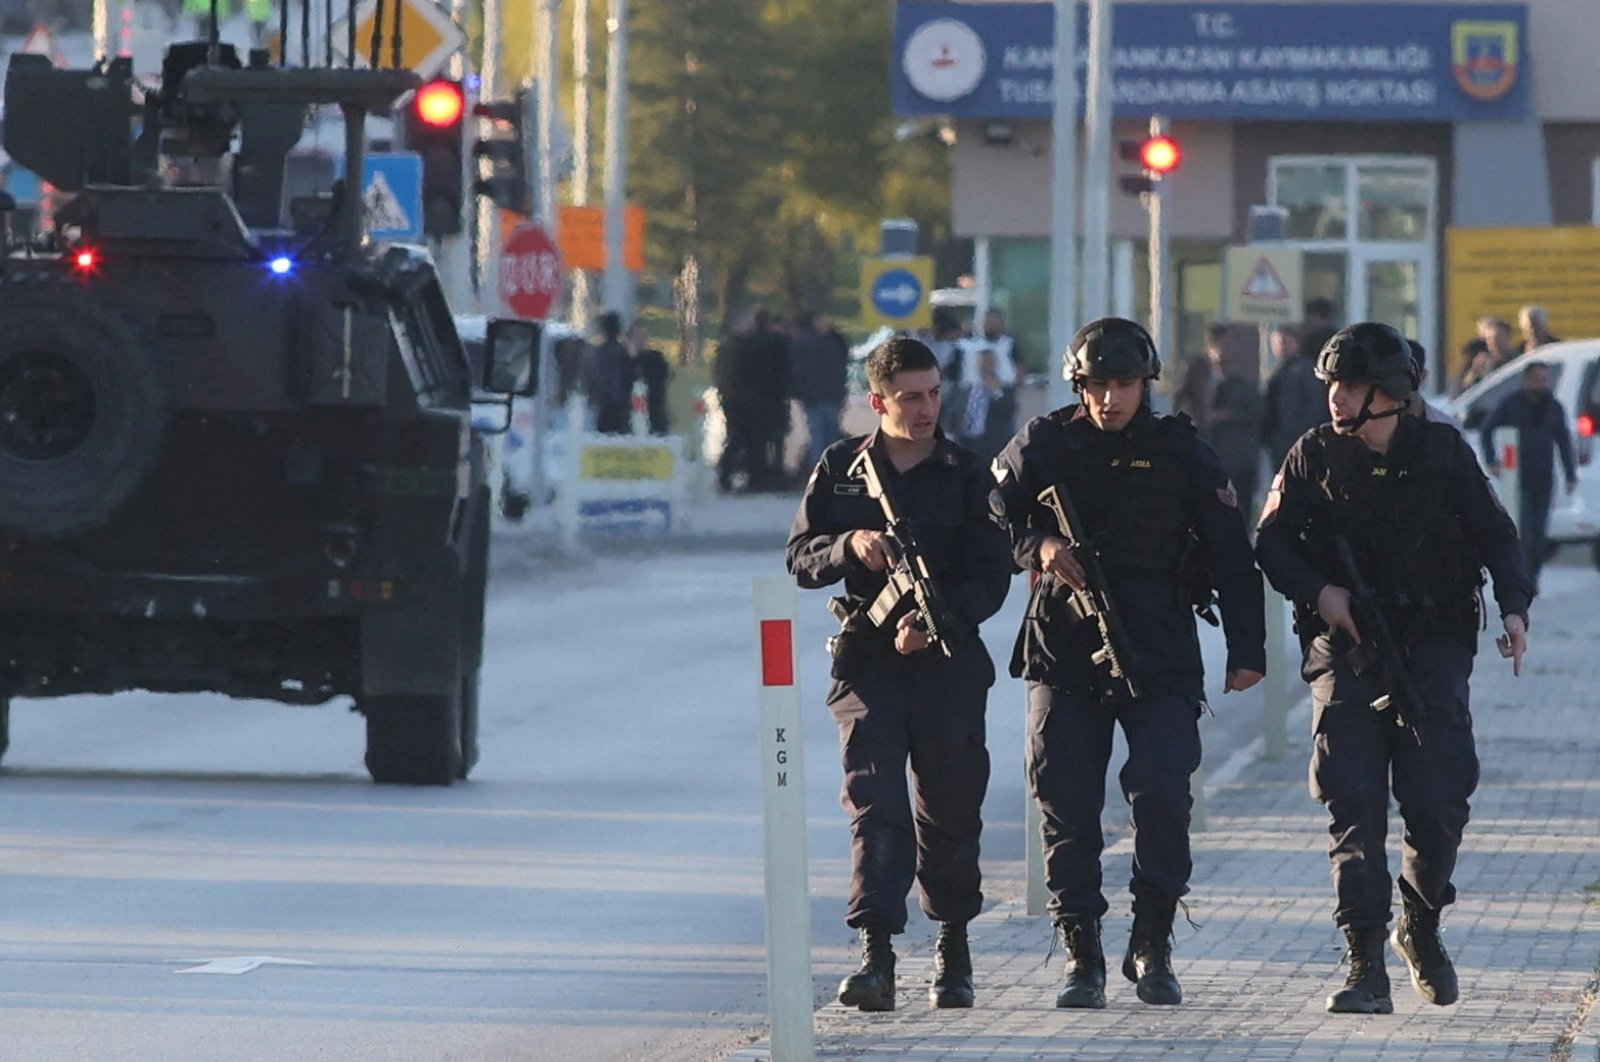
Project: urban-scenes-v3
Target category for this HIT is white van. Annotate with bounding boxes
[1452,340,1600,568]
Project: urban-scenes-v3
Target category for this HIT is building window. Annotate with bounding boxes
[1268,155,1438,377]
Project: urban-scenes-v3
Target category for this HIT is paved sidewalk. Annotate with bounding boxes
[733,563,1600,1060]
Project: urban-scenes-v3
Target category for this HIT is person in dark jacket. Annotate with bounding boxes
[1479,360,1578,589]
[788,336,1013,1013]
[713,310,773,492]
[583,310,635,435]
[1260,326,1330,471]
[1203,324,1264,512]
[791,311,850,468]
[1256,322,1531,1016]
[628,321,671,436]
[993,317,1266,1010]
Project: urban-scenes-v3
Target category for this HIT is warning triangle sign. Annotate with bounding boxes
[1241,257,1290,300]
[364,171,412,234]
[20,23,64,67]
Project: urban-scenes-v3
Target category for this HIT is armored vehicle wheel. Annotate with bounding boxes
[363,686,464,786]
[0,279,168,537]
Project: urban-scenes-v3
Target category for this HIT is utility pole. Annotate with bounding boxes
[569,0,593,330]
[600,0,631,321]
[1147,113,1173,369]
[536,0,560,230]
[477,0,505,314]
[1080,0,1113,324]
[1046,0,1080,413]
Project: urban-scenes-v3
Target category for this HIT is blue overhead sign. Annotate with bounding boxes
[893,2,1529,123]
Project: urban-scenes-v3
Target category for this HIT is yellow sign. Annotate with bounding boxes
[558,205,647,272]
[1223,245,1304,324]
[580,445,676,481]
[333,0,464,80]
[859,256,934,330]
[1445,226,1600,379]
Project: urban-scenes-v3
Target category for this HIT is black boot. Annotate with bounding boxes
[837,923,896,1012]
[929,922,974,1008]
[1327,926,1393,1014]
[1122,897,1182,1005]
[1054,919,1107,1009]
[1392,901,1459,1006]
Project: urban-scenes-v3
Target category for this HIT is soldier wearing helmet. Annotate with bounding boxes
[1256,322,1532,1017]
[992,317,1267,1010]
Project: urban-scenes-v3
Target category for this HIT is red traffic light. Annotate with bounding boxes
[414,80,465,128]
[1140,135,1180,175]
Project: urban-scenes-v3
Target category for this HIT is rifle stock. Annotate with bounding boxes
[1333,534,1426,744]
[1037,484,1141,700]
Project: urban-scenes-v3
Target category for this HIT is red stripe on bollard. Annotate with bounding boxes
[1501,444,1518,470]
[760,620,794,687]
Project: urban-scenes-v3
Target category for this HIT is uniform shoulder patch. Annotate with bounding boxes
[988,487,1008,529]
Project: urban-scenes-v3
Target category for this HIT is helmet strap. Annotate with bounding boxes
[1334,384,1409,431]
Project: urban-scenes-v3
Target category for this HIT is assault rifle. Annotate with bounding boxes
[842,446,963,659]
[1038,484,1140,700]
[1334,534,1426,744]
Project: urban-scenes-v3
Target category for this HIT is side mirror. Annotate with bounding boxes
[483,317,539,396]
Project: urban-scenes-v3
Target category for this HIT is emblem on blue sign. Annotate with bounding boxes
[1452,21,1518,102]
[871,268,923,319]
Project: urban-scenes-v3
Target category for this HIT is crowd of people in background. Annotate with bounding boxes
[575,309,674,439]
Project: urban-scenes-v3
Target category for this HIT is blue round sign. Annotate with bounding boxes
[871,268,924,319]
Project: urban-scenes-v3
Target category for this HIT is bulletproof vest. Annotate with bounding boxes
[1306,421,1480,627]
[1050,409,1196,577]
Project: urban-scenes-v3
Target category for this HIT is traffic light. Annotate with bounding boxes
[1118,134,1181,196]
[472,89,531,215]
[402,78,466,238]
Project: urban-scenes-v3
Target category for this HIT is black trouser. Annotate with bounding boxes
[1518,476,1553,587]
[1026,683,1202,922]
[827,646,993,933]
[1306,639,1479,929]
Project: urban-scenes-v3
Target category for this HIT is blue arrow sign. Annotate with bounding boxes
[338,152,423,242]
[871,268,923,319]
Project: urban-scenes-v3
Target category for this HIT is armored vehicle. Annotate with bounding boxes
[0,36,536,784]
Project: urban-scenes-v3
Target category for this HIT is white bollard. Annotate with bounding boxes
[752,577,815,1062]
[1492,426,1522,534]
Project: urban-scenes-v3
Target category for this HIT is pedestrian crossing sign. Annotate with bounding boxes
[1224,245,1304,324]
[337,152,423,243]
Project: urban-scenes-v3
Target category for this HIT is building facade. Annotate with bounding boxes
[894,0,1597,389]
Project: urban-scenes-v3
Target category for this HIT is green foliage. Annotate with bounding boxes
[620,0,953,324]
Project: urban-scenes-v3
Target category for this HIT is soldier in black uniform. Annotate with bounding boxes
[787,336,1013,1012]
[992,318,1266,1009]
[1255,322,1531,1015]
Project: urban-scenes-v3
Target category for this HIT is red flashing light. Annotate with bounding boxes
[1579,412,1595,438]
[74,249,97,270]
[1140,135,1181,175]
[414,80,465,128]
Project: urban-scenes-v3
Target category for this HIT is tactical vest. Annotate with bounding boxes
[1305,421,1481,638]
[1050,409,1196,578]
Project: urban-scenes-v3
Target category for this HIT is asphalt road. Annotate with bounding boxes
[0,542,1276,1061]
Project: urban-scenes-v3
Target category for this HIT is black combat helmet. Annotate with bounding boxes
[1314,322,1418,401]
[1063,317,1162,382]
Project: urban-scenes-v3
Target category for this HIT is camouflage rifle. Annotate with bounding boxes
[1037,484,1141,700]
[841,446,963,659]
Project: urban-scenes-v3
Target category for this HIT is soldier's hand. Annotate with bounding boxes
[1224,668,1263,693]
[1316,584,1362,644]
[1038,536,1087,590]
[894,610,931,655]
[1497,613,1527,676]
[849,530,892,572]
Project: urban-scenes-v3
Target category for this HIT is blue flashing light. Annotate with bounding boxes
[464,73,482,94]
[269,256,294,275]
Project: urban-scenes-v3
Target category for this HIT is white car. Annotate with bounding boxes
[1452,340,1600,568]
